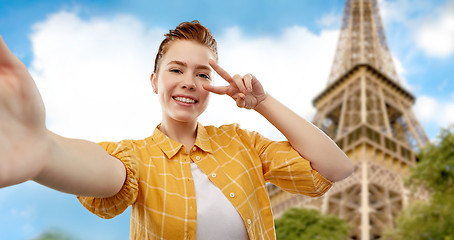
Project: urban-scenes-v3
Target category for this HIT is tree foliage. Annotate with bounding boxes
[384,196,454,240]
[384,127,454,240]
[275,207,350,240]
[407,127,454,195]
[32,229,76,240]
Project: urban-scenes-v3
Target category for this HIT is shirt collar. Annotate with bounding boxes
[194,122,213,154]
[152,122,213,159]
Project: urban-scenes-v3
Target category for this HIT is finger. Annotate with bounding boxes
[232,74,248,94]
[209,59,233,83]
[202,83,229,95]
[236,94,246,108]
[244,73,253,92]
[0,35,18,67]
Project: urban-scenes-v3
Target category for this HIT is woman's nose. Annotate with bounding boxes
[181,76,196,90]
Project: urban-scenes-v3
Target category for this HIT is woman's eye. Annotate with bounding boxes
[197,73,211,80]
[170,69,182,73]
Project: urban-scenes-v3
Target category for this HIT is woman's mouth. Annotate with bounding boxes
[173,96,197,104]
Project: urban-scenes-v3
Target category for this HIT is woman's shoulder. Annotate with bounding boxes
[99,135,154,152]
[203,123,261,140]
[203,123,243,134]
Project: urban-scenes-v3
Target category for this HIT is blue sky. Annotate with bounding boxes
[1,0,453,239]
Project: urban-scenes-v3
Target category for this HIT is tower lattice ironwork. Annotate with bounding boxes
[268,0,428,239]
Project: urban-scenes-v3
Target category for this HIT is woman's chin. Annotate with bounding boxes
[166,113,200,124]
[163,106,206,124]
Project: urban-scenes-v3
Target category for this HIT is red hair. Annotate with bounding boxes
[153,20,218,73]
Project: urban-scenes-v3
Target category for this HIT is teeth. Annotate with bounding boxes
[174,97,196,103]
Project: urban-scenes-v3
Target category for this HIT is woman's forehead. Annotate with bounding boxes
[162,40,215,65]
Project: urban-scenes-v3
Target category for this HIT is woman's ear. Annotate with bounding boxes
[150,72,158,94]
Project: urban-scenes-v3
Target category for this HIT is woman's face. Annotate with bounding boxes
[152,40,215,125]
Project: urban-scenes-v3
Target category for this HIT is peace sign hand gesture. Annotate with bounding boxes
[203,60,267,110]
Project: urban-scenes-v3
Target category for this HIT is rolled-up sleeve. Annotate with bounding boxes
[77,141,139,219]
[241,128,333,197]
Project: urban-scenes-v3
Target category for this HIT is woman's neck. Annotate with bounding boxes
[159,119,197,153]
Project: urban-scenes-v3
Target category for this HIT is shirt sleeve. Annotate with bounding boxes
[237,125,333,197]
[77,140,139,219]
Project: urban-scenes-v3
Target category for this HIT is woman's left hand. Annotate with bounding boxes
[203,59,267,109]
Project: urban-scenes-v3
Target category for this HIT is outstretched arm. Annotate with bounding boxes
[253,95,353,182]
[0,35,125,197]
[204,60,353,182]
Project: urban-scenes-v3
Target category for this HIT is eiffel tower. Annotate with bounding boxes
[268,0,429,239]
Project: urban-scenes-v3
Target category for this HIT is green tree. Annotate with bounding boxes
[384,196,454,240]
[407,127,454,195]
[275,207,350,240]
[32,228,76,240]
[384,127,454,240]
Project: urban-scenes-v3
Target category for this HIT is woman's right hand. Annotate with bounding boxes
[0,34,48,187]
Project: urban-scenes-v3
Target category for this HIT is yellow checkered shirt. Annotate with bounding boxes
[77,123,333,239]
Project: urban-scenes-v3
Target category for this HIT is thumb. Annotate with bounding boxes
[203,83,228,95]
[0,35,19,67]
[236,94,246,108]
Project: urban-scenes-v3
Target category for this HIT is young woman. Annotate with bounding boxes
[0,21,353,239]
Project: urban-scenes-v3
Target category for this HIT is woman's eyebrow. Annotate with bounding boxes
[195,64,211,71]
[167,60,186,67]
[167,60,211,71]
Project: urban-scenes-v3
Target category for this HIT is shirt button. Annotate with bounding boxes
[195,156,201,160]
[229,192,235,198]
[247,219,252,224]
[211,173,216,178]
[193,147,197,151]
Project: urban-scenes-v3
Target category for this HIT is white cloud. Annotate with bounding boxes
[29,11,339,142]
[414,96,440,123]
[441,102,454,126]
[379,0,411,25]
[415,0,454,58]
[414,95,454,127]
[392,55,405,76]
[391,55,414,91]
[379,0,454,58]
[379,0,430,26]
[316,11,342,29]
[30,11,165,141]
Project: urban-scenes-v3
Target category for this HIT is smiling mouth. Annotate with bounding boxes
[173,96,197,104]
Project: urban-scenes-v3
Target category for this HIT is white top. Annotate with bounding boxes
[190,162,249,240]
